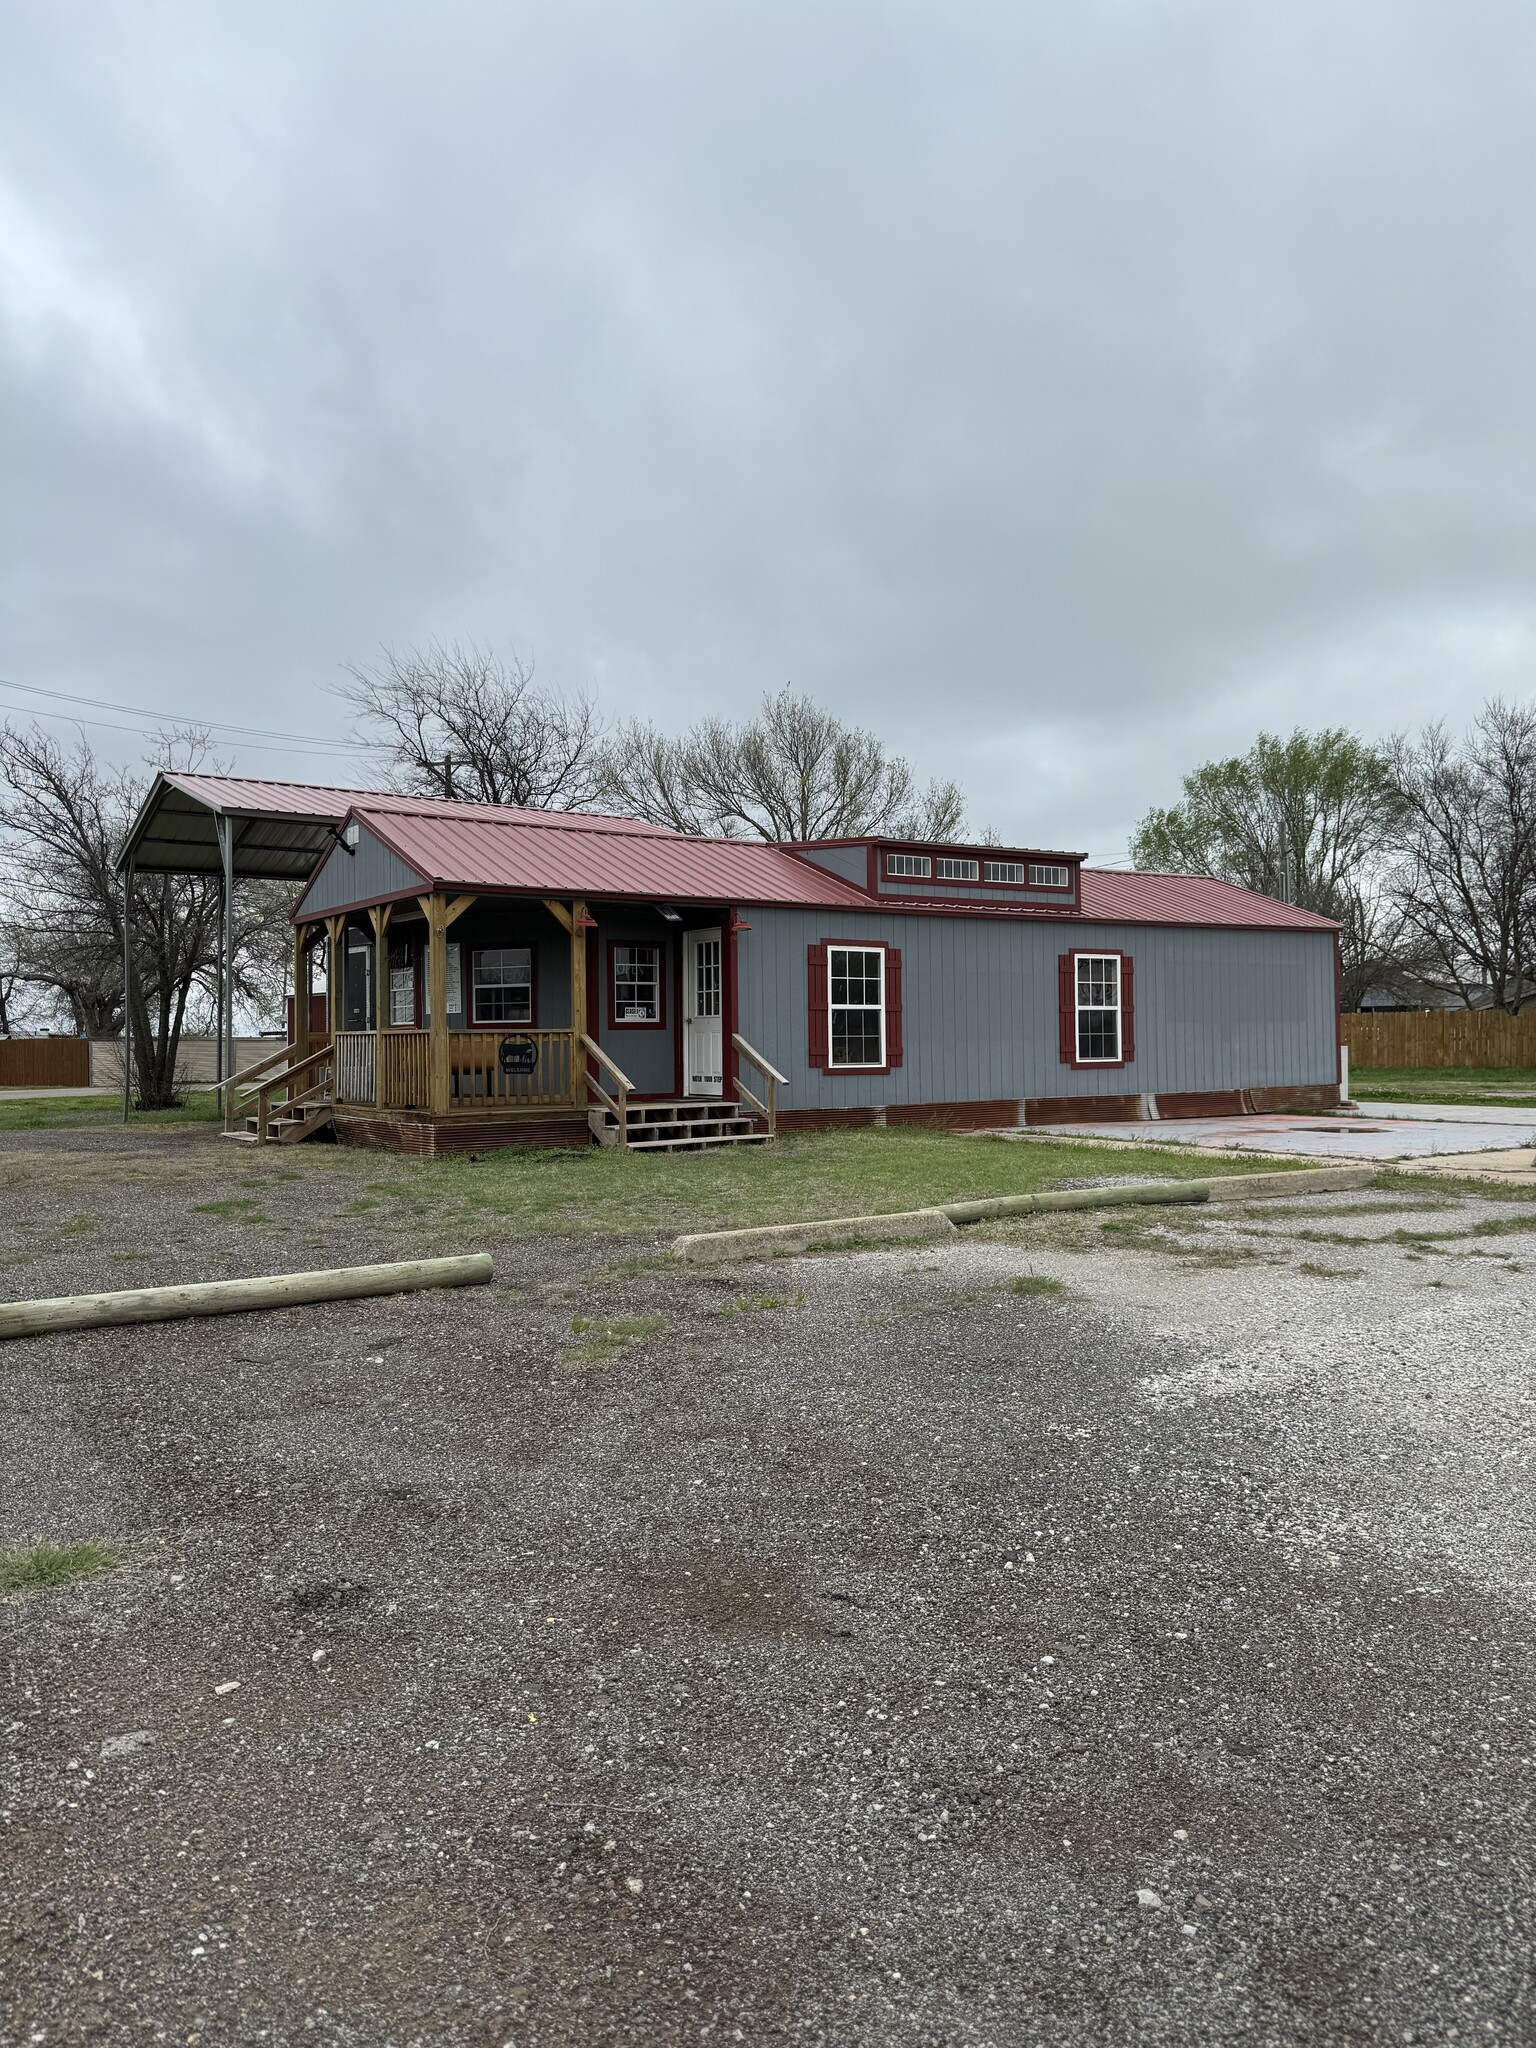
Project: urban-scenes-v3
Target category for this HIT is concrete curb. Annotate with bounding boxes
[670,1165,1377,1263]
[672,1208,957,1265]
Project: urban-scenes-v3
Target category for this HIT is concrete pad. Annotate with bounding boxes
[673,1207,957,1264]
[1348,1099,1536,1124]
[1026,1111,1536,1163]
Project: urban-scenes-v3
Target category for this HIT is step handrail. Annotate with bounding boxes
[217,1040,301,1098]
[579,1032,634,1149]
[227,1040,334,1136]
[731,1034,786,1137]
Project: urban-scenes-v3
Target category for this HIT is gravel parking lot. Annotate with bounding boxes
[3,1125,1534,2045]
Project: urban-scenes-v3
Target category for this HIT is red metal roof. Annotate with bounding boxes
[323,802,1337,929]
[352,807,874,909]
[1078,869,1338,930]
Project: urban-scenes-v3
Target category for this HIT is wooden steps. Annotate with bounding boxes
[220,1103,335,1145]
[588,1099,770,1154]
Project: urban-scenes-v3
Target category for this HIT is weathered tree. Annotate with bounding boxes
[1131,728,1415,1009]
[340,641,604,808]
[1388,701,1536,1012]
[0,725,286,1105]
[600,687,968,842]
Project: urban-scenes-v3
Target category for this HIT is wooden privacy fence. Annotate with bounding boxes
[1342,1010,1536,1070]
[0,1037,91,1088]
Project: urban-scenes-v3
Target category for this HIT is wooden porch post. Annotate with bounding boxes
[370,904,391,1109]
[569,899,588,1106]
[325,915,345,1042]
[419,893,475,1115]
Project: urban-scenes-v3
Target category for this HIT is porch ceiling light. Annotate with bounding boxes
[657,906,683,924]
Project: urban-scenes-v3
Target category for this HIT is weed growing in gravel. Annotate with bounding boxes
[0,1540,117,1593]
[1297,1261,1365,1280]
[565,1314,666,1366]
[719,1293,801,1316]
[1009,1275,1066,1297]
[190,1198,265,1220]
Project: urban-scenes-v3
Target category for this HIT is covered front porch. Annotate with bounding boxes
[226,891,784,1154]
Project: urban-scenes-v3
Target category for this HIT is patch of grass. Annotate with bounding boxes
[55,1214,98,1236]
[317,1128,1296,1240]
[189,1197,265,1219]
[565,1313,666,1365]
[1353,1066,1536,1107]
[342,1198,380,1215]
[719,1292,800,1316]
[0,1091,222,1132]
[0,1539,117,1593]
[1297,1260,1365,1280]
[1009,1274,1066,1297]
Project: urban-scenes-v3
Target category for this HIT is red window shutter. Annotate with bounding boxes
[1058,953,1076,1064]
[885,947,903,1067]
[1120,955,1134,1062]
[807,941,830,1070]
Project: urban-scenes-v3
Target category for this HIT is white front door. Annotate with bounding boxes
[683,928,723,1097]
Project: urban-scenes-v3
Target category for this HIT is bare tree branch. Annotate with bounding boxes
[599,687,968,842]
[338,641,604,809]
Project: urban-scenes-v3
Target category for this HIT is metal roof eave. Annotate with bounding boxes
[117,773,351,880]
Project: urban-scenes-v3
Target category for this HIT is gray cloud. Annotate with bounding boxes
[1,0,1533,857]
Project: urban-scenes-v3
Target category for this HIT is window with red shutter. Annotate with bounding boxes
[1120,956,1135,1062]
[885,947,903,1068]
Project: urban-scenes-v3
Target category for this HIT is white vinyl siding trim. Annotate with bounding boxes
[828,946,885,1068]
[1075,953,1121,1063]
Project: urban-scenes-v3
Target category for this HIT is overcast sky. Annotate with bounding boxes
[2,1,1533,861]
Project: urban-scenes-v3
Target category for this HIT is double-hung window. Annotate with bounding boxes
[1075,954,1121,1063]
[472,946,533,1025]
[388,939,416,1026]
[612,943,662,1024]
[829,946,885,1068]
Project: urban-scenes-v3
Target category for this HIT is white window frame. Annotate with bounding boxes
[1029,863,1070,888]
[828,945,886,1069]
[984,860,1027,884]
[1074,952,1122,1064]
[470,945,533,1026]
[936,856,979,881]
[886,852,932,878]
[612,942,663,1026]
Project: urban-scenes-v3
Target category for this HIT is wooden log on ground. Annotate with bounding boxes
[0,1254,493,1341]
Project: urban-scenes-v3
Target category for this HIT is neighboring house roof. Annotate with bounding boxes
[297,800,1341,932]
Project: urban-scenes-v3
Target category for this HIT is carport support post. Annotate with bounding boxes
[292,926,311,1065]
[120,857,134,1120]
[370,903,391,1109]
[217,815,237,1085]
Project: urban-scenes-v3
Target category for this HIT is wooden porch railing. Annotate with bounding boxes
[449,1028,576,1109]
[580,1033,633,1145]
[732,1033,787,1137]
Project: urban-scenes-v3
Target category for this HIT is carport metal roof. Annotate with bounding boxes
[117,772,681,880]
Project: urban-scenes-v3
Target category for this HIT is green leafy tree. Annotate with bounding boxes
[1131,729,1418,1009]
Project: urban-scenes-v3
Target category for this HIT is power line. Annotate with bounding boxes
[0,676,392,757]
